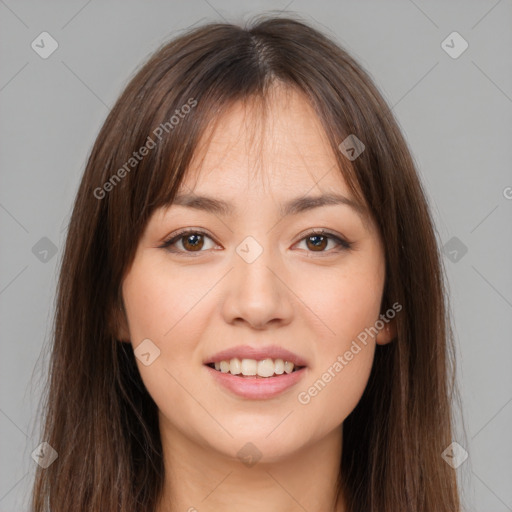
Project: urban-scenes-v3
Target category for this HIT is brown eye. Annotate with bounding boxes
[296,230,352,254]
[160,229,216,255]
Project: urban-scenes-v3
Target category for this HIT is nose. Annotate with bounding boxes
[221,242,294,330]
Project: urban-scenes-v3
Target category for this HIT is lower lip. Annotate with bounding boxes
[205,365,307,400]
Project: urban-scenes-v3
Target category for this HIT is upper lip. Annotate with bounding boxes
[204,345,308,367]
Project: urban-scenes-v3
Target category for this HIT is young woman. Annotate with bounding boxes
[31,15,461,512]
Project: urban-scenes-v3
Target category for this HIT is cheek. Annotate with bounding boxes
[295,344,375,436]
[291,256,383,425]
[296,255,384,347]
[121,254,220,378]
[121,258,214,347]
[121,261,218,433]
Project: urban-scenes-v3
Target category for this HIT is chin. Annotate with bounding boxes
[208,424,306,462]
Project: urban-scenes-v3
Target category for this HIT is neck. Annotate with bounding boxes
[155,418,346,512]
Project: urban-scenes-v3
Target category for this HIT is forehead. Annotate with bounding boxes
[181,85,356,205]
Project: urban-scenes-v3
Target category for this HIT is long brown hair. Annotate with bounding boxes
[31,14,461,511]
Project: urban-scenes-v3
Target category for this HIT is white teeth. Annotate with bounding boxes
[241,358,257,376]
[210,357,299,377]
[229,357,241,375]
[284,361,294,374]
[257,358,275,377]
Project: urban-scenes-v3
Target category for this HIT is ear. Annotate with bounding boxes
[375,316,397,345]
[109,300,131,343]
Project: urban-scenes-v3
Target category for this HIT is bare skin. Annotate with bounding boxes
[118,84,396,512]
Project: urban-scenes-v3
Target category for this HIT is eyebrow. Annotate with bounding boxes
[171,192,368,221]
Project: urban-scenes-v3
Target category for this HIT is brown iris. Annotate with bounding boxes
[181,233,205,251]
[305,234,328,251]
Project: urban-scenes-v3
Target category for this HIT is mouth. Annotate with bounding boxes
[204,360,307,400]
[203,345,309,399]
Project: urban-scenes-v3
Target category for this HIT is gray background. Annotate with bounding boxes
[1,1,511,510]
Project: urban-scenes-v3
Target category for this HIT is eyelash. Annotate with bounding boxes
[159,228,352,257]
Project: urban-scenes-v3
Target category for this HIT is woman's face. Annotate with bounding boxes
[120,85,394,462]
